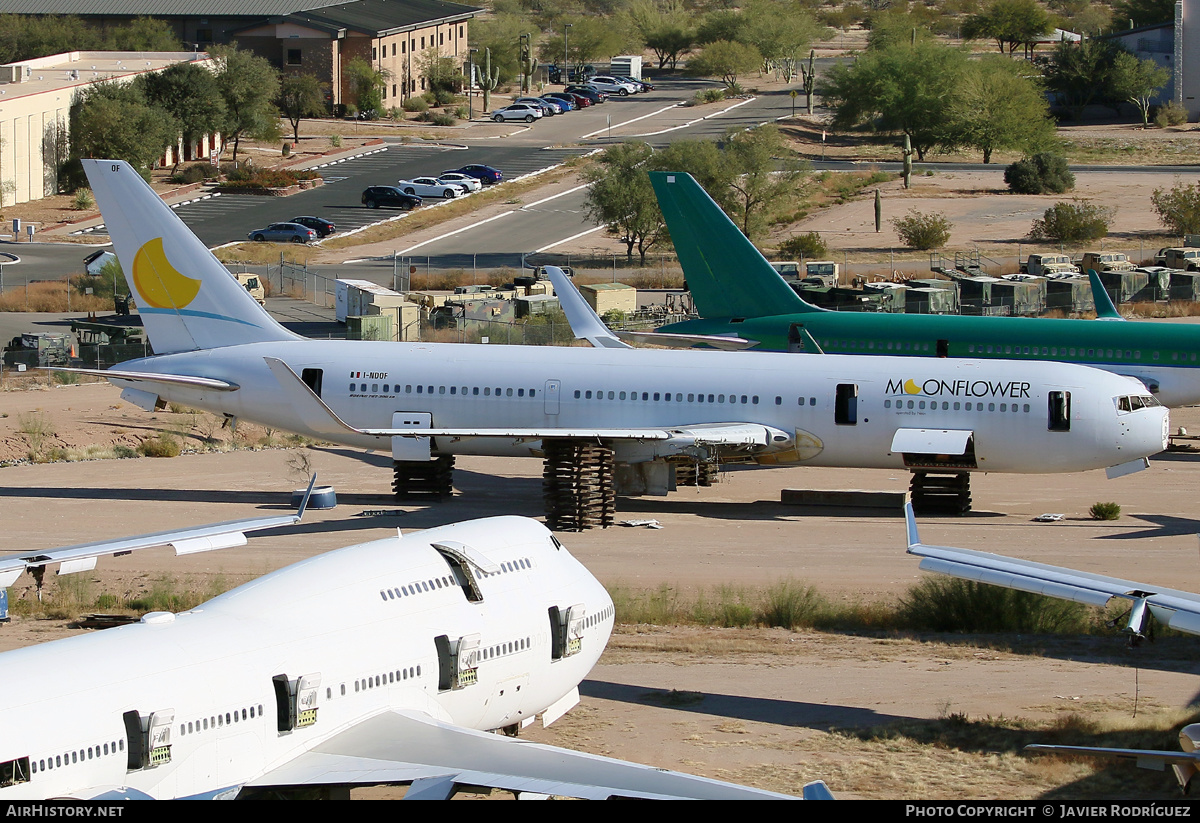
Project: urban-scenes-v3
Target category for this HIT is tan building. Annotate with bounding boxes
[1,1,482,110]
[0,50,217,208]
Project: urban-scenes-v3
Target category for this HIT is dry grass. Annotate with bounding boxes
[213,244,321,266]
[0,281,110,312]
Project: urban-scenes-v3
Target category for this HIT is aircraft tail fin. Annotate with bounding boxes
[82,159,299,354]
[648,172,822,318]
[1087,269,1124,321]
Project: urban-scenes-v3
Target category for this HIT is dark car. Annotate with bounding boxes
[565,85,608,104]
[361,186,421,210]
[548,91,591,108]
[445,164,503,185]
[290,215,335,237]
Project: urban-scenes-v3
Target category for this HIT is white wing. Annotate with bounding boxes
[261,357,791,451]
[904,502,1200,637]
[0,478,315,587]
[247,709,827,799]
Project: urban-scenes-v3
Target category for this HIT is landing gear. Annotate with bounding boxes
[909,471,972,515]
[542,439,615,531]
[393,455,455,499]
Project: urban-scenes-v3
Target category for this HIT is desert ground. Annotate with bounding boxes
[3,380,1200,799]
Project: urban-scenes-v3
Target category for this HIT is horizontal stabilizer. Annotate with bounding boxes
[52,367,239,391]
[615,330,758,350]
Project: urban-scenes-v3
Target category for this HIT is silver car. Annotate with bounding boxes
[492,103,544,123]
[247,222,317,243]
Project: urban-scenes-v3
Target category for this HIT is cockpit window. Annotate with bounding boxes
[1115,394,1161,413]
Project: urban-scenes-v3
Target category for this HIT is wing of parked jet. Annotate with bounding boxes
[903,502,1200,639]
[1088,269,1125,321]
[0,477,315,588]
[247,708,827,800]
[542,266,758,350]
[261,357,792,452]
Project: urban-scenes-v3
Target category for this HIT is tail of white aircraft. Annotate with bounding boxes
[82,159,299,354]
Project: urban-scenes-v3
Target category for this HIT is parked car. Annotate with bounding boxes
[247,222,317,243]
[491,103,544,123]
[444,164,504,186]
[546,64,596,84]
[289,216,335,237]
[545,91,589,109]
[615,75,654,92]
[588,75,639,96]
[515,97,559,116]
[398,176,469,198]
[436,172,482,192]
[541,93,575,111]
[565,85,608,104]
[361,186,422,209]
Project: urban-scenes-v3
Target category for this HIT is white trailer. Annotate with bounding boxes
[610,55,643,81]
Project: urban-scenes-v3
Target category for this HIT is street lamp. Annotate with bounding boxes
[563,23,572,82]
[468,48,478,120]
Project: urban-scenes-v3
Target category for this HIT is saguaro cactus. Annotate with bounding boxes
[902,134,914,190]
[804,50,816,115]
[522,55,539,95]
[481,48,500,113]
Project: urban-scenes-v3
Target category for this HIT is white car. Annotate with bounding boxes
[436,172,482,192]
[588,76,639,96]
[491,103,544,123]
[397,176,468,198]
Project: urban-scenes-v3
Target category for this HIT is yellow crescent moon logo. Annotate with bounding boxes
[903,379,922,395]
[132,237,201,309]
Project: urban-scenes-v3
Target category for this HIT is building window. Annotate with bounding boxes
[286,49,301,66]
[196,28,213,42]
[373,47,377,59]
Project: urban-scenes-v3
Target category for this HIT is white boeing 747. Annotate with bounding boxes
[76,160,1168,525]
[0,508,818,799]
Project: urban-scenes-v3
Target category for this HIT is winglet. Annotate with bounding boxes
[648,172,821,319]
[904,502,921,552]
[542,266,632,349]
[1087,269,1124,321]
[801,781,835,800]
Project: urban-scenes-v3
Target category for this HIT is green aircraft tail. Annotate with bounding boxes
[649,172,820,318]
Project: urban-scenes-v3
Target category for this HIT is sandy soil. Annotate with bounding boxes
[3,379,1200,798]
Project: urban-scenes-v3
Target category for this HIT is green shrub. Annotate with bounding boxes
[281,142,291,157]
[171,163,219,185]
[1089,501,1121,520]
[1030,199,1113,242]
[72,188,93,210]
[454,105,470,120]
[403,96,429,113]
[1004,153,1075,195]
[52,370,79,385]
[1154,100,1188,128]
[329,133,342,148]
[899,577,1091,634]
[113,444,139,459]
[892,210,952,250]
[1151,180,1200,236]
[137,432,181,458]
[433,89,457,106]
[692,87,727,105]
[778,232,828,259]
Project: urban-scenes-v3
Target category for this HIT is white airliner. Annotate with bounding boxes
[0,508,818,799]
[76,160,1169,524]
[905,503,1200,792]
